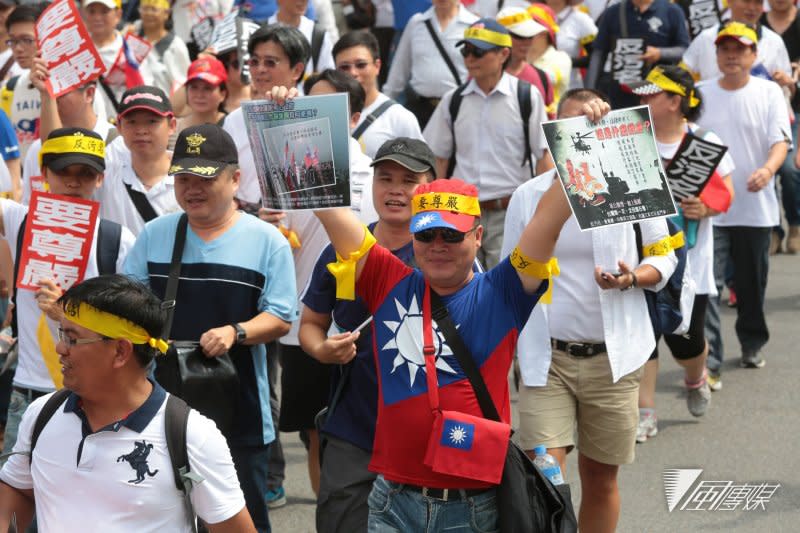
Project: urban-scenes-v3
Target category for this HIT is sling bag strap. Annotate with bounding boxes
[28,388,71,458]
[446,82,469,178]
[424,19,462,86]
[0,55,15,82]
[351,99,397,140]
[428,288,501,422]
[161,213,189,341]
[619,0,629,39]
[311,23,325,72]
[517,79,534,178]
[124,182,159,223]
[165,393,203,533]
[98,78,121,115]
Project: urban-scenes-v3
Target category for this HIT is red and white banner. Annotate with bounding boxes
[35,0,105,98]
[17,191,99,292]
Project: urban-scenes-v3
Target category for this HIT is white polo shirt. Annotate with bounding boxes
[222,107,261,205]
[383,6,478,100]
[682,23,791,81]
[355,93,424,158]
[96,159,182,236]
[424,72,548,201]
[266,14,336,78]
[697,76,792,228]
[0,384,246,532]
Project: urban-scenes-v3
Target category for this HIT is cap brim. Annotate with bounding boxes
[715,35,755,47]
[456,38,500,51]
[370,154,432,173]
[169,157,227,178]
[507,20,547,38]
[118,105,173,119]
[83,0,118,8]
[44,154,105,174]
[623,80,663,95]
[410,210,476,233]
[185,73,225,87]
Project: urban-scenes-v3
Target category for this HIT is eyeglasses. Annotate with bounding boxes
[5,37,36,48]
[460,45,490,59]
[57,327,110,348]
[247,56,280,69]
[337,60,372,73]
[414,225,478,244]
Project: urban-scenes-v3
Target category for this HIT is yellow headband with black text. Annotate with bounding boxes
[63,302,169,354]
[39,134,105,168]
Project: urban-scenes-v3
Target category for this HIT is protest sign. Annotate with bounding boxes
[665,132,728,202]
[676,0,722,39]
[207,11,258,84]
[242,94,351,210]
[17,191,99,291]
[612,38,645,85]
[542,105,677,230]
[35,0,105,98]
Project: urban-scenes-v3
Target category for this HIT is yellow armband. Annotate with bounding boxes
[642,234,674,257]
[326,227,377,300]
[510,247,560,304]
[669,231,685,250]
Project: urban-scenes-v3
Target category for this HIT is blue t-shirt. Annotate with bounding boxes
[234,0,315,23]
[0,110,20,161]
[392,0,431,30]
[124,212,298,447]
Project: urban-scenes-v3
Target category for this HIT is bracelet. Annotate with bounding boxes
[620,271,637,291]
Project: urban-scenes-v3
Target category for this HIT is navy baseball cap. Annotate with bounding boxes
[457,18,513,51]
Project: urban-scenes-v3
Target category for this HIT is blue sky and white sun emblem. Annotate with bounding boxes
[382,294,457,388]
[414,213,436,230]
[449,425,468,445]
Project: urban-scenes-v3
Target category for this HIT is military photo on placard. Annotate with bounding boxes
[542,106,677,230]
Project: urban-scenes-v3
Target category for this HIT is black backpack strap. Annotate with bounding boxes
[5,75,19,92]
[311,23,325,72]
[29,389,71,461]
[161,214,189,341]
[104,126,120,145]
[351,99,397,140]
[97,219,123,275]
[164,394,201,533]
[446,83,469,178]
[498,0,505,10]
[424,19,462,85]
[124,182,159,223]
[429,289,501,422]
[98,78,121,115]
[11,214,26,337]
[517,80,534,177]
[633,222,644,263]
[154,32,177,59]
[619,0,629,38]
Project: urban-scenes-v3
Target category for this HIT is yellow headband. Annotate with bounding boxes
[39,135,105,168]
[63,302,169,354]
[645,67,700,108]
[140,0,170,9]
[463,27,512,48]
[411,192,481,217]
[497,12,532,28]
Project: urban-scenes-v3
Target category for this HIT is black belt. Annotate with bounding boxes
[13,386,48,401]
[551,338,606,358]
[403,484,492,501]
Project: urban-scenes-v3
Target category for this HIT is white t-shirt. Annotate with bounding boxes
[682,24,792,82]
[96,159,182,236]
[0,49,24,81]
[222,107,260,204]
[555,7,598,89]
[137,25,192,97]
[697,76,791,227]
[95,33,125,120]
[656,125,735,295]
[0,388,246,532]
[1,199,136,391]
[266,14,335,79]
[171,0,234,44]
[3,71,41,161]
[355,93,424,158]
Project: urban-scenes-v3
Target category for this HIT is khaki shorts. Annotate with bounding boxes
[518,348,643,465]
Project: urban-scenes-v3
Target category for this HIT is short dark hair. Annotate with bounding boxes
[304,69,366,115]
[332,30,380,62]
[557,88,610,118]
[58,275,166,368]
[660,65,703,122]
[248,24,311,68]
[6,4,47,31]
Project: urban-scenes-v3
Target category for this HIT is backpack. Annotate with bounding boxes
[29,390,203,532]
[634,219,695,336]
[311,23,325,73]
[447,79,534,179]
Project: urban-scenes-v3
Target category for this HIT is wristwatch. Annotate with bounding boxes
[231,323,247,344]
[620,271,638,292]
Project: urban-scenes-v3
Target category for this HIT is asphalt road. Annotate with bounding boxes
[270,251,799,533]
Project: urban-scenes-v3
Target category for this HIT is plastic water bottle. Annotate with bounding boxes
[533,445,564,486]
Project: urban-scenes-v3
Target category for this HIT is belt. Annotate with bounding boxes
[403,484,491,501]
[13,386,49,401]
[551,338,607,358]
[479,196,511,211]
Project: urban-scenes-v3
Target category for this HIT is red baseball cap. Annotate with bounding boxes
[410,179,481,233]
[185,57,228,87]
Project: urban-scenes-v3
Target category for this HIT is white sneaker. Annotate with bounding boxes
[636,410,658,443]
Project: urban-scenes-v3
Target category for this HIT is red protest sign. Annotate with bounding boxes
[17,191,99,292]
[35,0,105,98]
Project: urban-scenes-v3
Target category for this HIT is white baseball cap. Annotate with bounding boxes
[496,7,547,38]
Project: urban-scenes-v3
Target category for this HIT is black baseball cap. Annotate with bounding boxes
[117,86,173,119]
[371,137,436,174]
[169,124,238,178]
[39,127,105,173]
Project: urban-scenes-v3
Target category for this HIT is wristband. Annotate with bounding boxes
[326,226,377,300]
[509,247,560,303]
[620,271,637,291]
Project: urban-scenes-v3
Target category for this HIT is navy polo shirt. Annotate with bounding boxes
[594,0,690,53]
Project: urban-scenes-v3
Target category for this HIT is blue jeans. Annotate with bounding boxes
[775,117,800,235]
[367,475,499,533]
[2,389,36,458]
[230,444,272,533]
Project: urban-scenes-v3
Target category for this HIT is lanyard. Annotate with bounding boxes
[422,281,441,413]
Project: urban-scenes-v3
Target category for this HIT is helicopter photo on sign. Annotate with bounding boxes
[541,105,677,231]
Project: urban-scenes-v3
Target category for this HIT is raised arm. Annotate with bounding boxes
[314,207,373,283]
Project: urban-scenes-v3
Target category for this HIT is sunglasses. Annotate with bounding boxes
[337,60,372,72]
[247,56,281,69]
[414,225,478,244]
[460,45,490,59]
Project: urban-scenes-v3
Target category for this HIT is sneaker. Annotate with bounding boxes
[636,410,658,443]
[686,374,711,417]
[707,370,722,392]
[740,350,766,369]
[265,487,286,509]
[727,287,737,308]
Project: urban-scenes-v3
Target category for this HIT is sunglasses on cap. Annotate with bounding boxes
[414,225,478,244]
[460,44,491,59]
